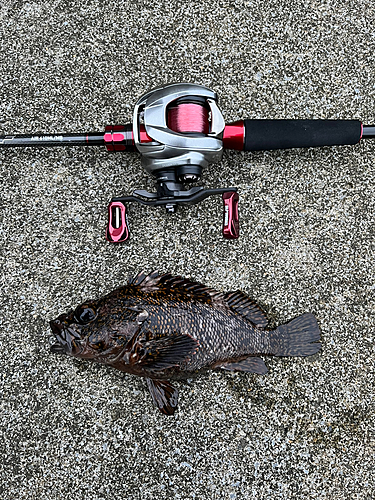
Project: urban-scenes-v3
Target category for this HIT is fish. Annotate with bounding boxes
[49,271,322,415]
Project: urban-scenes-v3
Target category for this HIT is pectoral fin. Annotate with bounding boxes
[147,378,179,415]
[125,330,199,372]
[219,356,268,374]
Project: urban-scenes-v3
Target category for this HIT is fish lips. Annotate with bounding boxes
[49,317,82,355]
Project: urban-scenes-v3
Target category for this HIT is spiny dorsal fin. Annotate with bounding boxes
[128,270,225,304]
[224,291,268,328]
[128,270,160,287]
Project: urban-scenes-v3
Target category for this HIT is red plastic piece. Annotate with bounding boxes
[106,201,129,243]
[222,192,239,239]
[139,124,152,143]
[104,125,135,152]
[223,120,245,150]
[104,120,245,150]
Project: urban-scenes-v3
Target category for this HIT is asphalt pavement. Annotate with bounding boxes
[0,1,374,499]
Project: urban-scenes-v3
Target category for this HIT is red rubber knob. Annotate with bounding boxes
[106,201,129,243]
[222,192,239,239]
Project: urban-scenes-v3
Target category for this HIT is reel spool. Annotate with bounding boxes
[167,96,210,182]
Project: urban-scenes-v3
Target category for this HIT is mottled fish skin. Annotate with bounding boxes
[50,271,322,415]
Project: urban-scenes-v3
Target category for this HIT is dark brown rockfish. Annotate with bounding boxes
[50,271,321,415]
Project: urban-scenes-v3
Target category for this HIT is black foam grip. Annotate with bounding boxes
[243,120,362,151]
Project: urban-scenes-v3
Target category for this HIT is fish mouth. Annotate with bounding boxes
[49,318,81,355]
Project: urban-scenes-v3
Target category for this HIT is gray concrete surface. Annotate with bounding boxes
[0,1,374,499]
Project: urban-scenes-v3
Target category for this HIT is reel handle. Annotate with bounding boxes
[106,189,239,243]
[106,201,129,243]
[222,192,239,239]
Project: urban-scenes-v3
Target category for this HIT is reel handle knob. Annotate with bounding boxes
[106,201,129,243]
[222,192,239,239]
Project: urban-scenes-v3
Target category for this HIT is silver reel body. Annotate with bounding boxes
[133,83,225,180]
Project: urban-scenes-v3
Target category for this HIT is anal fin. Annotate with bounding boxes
[147,378,178,415]
[219,356,268,374]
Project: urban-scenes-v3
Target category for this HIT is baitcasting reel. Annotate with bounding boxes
[106,83,240,242]
[1,82,374,242]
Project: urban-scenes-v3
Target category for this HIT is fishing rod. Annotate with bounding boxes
[1,83,374,242]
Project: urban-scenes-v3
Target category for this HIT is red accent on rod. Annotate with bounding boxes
[104,124,134,151]
[105,120,246,150]
[139,120,245,149]
[223,120,245,150]
[104,125,116,151]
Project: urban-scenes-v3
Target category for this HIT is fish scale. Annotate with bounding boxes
[50,271,322,415]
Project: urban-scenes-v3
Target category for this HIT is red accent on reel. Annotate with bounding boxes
[139,124,152,143]
[106,201,129,243]
[222,192,239,239]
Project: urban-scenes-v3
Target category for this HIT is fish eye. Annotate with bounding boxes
[74,304,97,325]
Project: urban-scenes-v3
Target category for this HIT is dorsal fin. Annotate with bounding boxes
[128,270,160,287]
[224,291,268,328]
[128,270,225,304]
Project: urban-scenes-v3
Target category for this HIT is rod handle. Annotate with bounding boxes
[243,119,362,151]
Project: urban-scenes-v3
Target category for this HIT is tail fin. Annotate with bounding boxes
[271,313,321,357]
